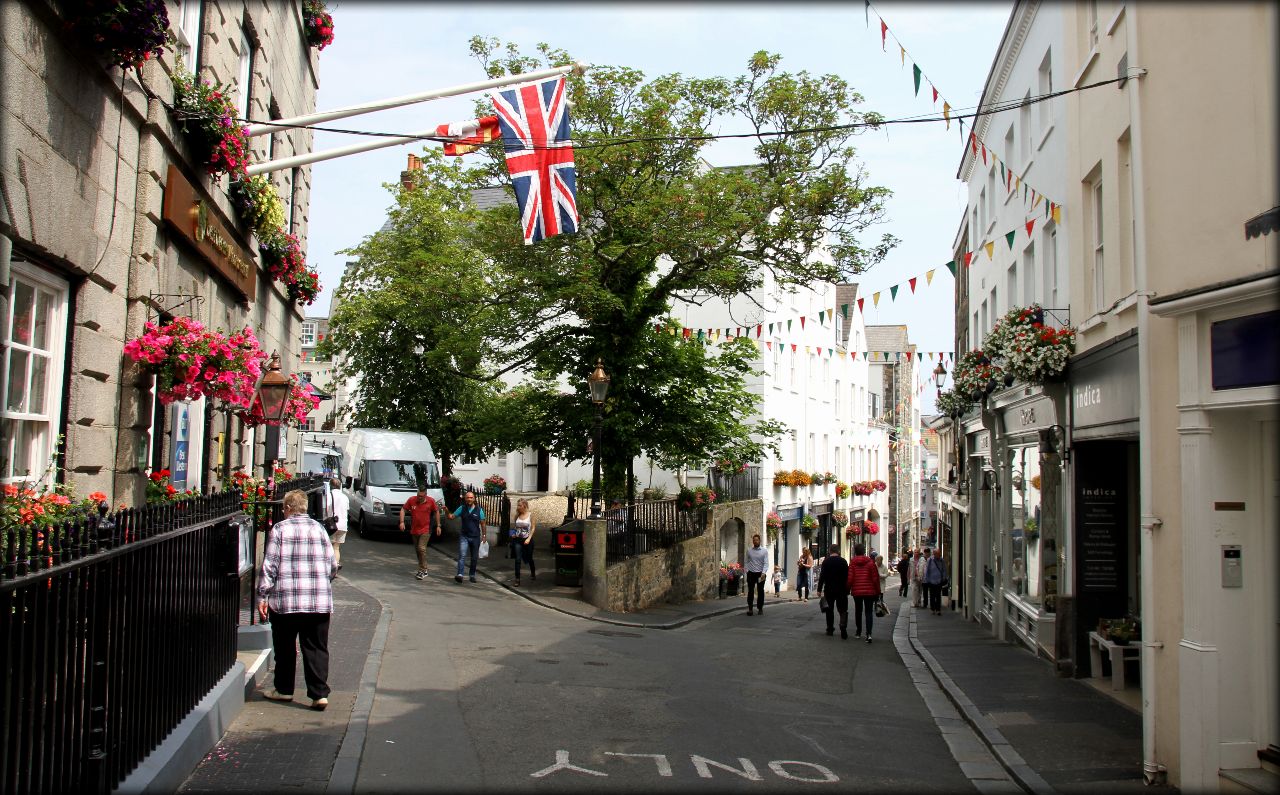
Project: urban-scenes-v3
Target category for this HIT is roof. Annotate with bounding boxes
[865,325,910,353]
[470,186,511,211]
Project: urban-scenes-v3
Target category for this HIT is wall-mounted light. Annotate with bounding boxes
[1040,424,1070,465]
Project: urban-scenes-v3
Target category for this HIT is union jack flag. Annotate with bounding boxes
[491,77,578,245]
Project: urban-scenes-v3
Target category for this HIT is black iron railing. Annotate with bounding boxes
[707,465,762,503]
[605,498,706,564]
[0,489,245,794]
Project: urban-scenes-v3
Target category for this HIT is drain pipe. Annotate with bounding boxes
[1124,6,1166,786]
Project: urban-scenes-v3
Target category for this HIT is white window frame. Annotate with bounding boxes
[834,379,842,418]
[300,321,317,348]
[3,263,69,486]
[175,0,204,74]
[771,338,782,384]
[1022,242,1036,306]
[1006,263,1018,312]
[1045,225,1059,307]
[1037,50,1053,138]
[1092,179,1106,312]
[236,26,254,122]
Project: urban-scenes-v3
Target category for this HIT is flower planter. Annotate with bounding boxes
[725,579,739,597]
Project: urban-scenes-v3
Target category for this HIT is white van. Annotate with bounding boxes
[342,429,443,537]
[297,432,346,478]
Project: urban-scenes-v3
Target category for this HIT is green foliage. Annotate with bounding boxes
[318,152,503,473]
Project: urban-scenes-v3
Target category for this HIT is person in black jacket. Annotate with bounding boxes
[896,551,911,597]
[816,544,850,639]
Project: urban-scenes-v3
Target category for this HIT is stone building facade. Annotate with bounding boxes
[1,0,320,503]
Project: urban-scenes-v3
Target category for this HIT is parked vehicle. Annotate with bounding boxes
[298,432,347,478]
[341,429,443,538]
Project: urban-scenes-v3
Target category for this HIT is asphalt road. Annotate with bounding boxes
[338,531,977,792]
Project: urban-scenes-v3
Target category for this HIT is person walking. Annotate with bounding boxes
[848,543,881,643]
[510,497,537,586]
[258,489,335,711]
[327,478,349,570]
[896,550,911,597]
[745,534,770,615]
[772,565,782,597]
[451,491,487,583]
[871,549,890,610]
[924,548,947,615]
[400,484,443,581]
[795,547,814,602]
[912,549,929,608]
[815,543,850,638]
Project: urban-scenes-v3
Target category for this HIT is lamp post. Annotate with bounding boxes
[254,352,292,483]
[587,359,610,519]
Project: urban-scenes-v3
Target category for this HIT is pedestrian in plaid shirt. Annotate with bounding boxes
[258,489,335,711]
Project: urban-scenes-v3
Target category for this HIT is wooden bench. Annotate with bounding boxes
[1088,631,1141,690]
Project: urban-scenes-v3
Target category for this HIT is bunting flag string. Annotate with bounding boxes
[864,0,1065,215]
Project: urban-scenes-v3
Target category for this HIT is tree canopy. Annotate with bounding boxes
[325,41,896,490]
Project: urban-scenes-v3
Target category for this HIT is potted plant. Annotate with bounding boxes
[800,513,818,537]
[831,510,848,529]
[988,304,1078,384]
[1107,620,1136,646]
[229,174,286,241]
[1023,517,1039,542]
[170,69,250,180]
[482,474,507,494]
[872,480,887,493]
[953,348,1004,402]
[835,481,850,498]
[123,318,267,409]
[68,0,171,70]
[302,0,336,50]
[720,562,743,596]
[936,388,971,418]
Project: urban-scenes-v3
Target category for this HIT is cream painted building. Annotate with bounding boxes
[1060,1,1279,789]
[1,0,321,502]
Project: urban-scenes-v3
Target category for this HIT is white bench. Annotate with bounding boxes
[1088,631,1141,690]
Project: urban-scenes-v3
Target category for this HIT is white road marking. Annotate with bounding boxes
[690,755,762,781]
[529,750,608,778]
[604,752,673,776]
[768,761,840,783]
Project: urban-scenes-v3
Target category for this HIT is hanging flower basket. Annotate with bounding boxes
[302,0,335,50]
[123,318,266,408]
[835,481,850,498]
[259,231,321,305]
[953,348,1004,401]
[800,513,818,534]
[68,0,172,70]
[831,510,848,528]
[766,511,783,531]
[936,388,971,418]
[170,70,250,180]
[229,175,286,240]
[482,474,507,494]
[987,304,1077,384]
[872,480,887,493]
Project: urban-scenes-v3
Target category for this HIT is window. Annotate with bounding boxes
[1019,92,1031,166]
[990,286,999,327]
[1044,225,1059,307]
[1022,243,1036,306]
[1003,125,1015,186]
[236,26,255,122]
[973,310,980,349]
[807,434,815,470]
[175,0,204,73]
[834,313,843,346]
[288,167,301,233]
[772,339,781,383]
[3,264,69,485]
[979,301,988,345]
[986,167,996,228]
[1087,0,1100,49]
[834,380,842,418]
[822,435,829,470]
[822,358,830,393]
[789,346,797,390]
[978,188,987,233]
[301,321,317,347]
[1092,178,1105,312]
[1037,50,1053,136]
[867,390,878,423]
[1007,264,1018,312]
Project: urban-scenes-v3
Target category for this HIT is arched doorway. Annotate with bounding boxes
[718,517,745,565]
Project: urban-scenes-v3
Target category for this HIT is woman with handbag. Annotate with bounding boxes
[870,550,891,618]
[326,478,349,570]
[795,548,814,602]
[924,548,948,615]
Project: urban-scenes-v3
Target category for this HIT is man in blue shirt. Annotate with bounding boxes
[451,490,487,583]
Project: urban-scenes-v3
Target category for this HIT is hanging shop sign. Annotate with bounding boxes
[162,165,256,301]
[776,503,802,522]
[810,500,834,516]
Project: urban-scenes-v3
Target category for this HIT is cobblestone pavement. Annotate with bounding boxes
[179,579,382,793]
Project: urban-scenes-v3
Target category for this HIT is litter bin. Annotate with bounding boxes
[553,526,583,587]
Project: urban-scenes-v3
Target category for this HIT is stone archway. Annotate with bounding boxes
[719,517,746,565]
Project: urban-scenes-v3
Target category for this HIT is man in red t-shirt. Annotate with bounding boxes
[400,485,443,581]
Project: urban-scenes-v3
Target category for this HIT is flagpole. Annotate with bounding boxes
[246,126,451,176]
[246,62,588,138]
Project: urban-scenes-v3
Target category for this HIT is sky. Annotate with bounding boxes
[302,2,1013,412]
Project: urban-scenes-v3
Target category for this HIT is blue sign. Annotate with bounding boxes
[171,403,189,489]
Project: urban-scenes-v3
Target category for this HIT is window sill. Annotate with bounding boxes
[1073,48,1100,89]
[1037,124,1054,152]
[1105,5,1125,37]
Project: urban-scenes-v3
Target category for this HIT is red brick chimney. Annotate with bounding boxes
[401,153,422,190]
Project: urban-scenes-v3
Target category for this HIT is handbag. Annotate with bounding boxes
[479,540,490,559]
[322,515,339,534]
[875,600,890,618]
[819,595,829,612]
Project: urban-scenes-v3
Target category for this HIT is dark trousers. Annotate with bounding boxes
[746,571,766,610]
[269,610,331,700]
[898,574,909,597]
[796,570,810,599]
[824,592,848,632]
[853,595,876,636]
[927,583,943,612]
[511,539,535,578]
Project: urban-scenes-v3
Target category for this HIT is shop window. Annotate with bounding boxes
[1007,446,1043,606]
[301,321,317,347]
[3,264,69,485]
[175,0,204,74]
[1211,310,1280,390]
[236,25,256,122]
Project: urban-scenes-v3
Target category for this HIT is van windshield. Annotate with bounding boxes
[303,449,342,476]
[366,460,439,489]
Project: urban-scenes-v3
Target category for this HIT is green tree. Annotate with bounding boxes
[318,154,502,475]
[455,41,896,493]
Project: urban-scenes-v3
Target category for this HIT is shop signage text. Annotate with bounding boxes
[162,165,256,300]
[1071,338,1139,429]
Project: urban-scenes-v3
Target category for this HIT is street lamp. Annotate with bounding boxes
[254,352,291,482]
[587,359,610,519]
[932,361,947,392]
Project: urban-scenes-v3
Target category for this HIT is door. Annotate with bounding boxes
[537,447,550,492]
[1262,420,1279,753]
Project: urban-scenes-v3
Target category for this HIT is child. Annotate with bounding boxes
[771,565,782,597]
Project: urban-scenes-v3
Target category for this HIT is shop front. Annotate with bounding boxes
[988,387,1065,659]
[1067,331,1140,679]
[965,422,996,629]
[775,502,803,587]
[811,499,834,557]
